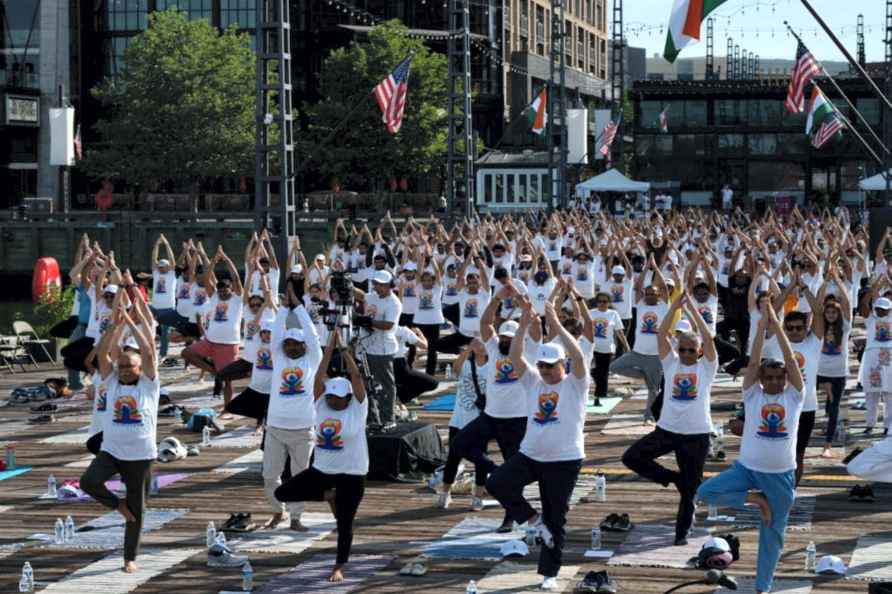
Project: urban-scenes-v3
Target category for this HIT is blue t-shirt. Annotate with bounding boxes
[77,285,91,324]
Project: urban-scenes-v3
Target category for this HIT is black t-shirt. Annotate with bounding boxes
[725,276,751,320]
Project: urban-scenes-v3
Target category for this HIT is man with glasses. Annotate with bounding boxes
[622,291,717,545]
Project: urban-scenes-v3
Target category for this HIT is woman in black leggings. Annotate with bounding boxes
[816,282,852,458]
[275,332,368,583]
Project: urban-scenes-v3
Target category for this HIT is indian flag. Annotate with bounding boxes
[664,0,729,63]
[527,88,547,136]
[805,84,835,135]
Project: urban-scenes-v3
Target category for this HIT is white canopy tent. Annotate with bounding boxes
[575,168,651,196]
[860,170,892,191]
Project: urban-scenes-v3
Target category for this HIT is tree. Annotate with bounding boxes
[80,10,255,199]
[297,21,450,191]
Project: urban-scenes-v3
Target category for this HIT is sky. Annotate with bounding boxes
[626,0,888,63]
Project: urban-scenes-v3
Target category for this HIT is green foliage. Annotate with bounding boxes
[29,287,75,339]
[297,21,450,189]
[79,10,256,191]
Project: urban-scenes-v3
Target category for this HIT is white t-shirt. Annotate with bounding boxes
[573,261,597,299]
[818,320,851,378]
[363,292,402,356]
[865,314,892,350]
[527,278,557,316]
[739,384,804,474]
[591,308,623,354]
[204,295,244,345]
[413,284,445,325]
[607,279,634,319]
[693,295,719,336]
[151,270,177,310]
[657,353,717,435]
[442,275,461,305]
[248,268,280,303]
[451,358,487,429]
[85,287,113,341]
[458,289,490,337]
[89,371,110,436]
[190,284,209,316]
[175,278,194,319]
[790,334,822,412]
[518,368,589,462]
[395,325,420,359]
[484,337,525,419]
[242,309,276,363]
[101,374,161,461]
[542,236,563,261]
[266,306,322,430]
[313,396,369,476]
[399,277,420,316]
[248,334,274,394]
[634,301,669,356]
[496,282,528,321]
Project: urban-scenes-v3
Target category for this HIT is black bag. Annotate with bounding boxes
[470,358,486,411]
[50,316,79,339]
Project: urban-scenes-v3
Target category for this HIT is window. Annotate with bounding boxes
[674,134,706,157]
[749,134,778,156]
[718,134,746,154]
[777,133,808,156]
[518,175,528,203]
[748,161,805,191]
[507,175,515,203]
[529,175,540,203]
[639,101,663,130]
[483,174,493,203]
[685,100,707,126]
[856,98,881,128]
[157,0,212,21]
[106,0,147,31]
[220,0,256,29]
[1,0,40,46]
[495,174,504,203]
[716,99,746,125]
[747,99,782,126]
[105,36,133,76]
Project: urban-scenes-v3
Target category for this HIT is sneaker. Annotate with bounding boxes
[540,577,558,591]
[532,517,554,549]
[577,570,618,594]
[497,518,515,533]
[207,542,249,567]
[28,414,55,424]
[471,496,484,511]
[849,485,864,502]
[861,484,876,503]
[30,403,58,413]
[863,427,873,436]
[843,447,864,465]
[437,492,452,509]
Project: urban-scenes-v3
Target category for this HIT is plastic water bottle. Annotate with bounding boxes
[595,472,607,502]
[19,562,33,592]
[525,526,537,546]
[466,580,478,594]
[715,426,725,456]
[5,442,16,470]
[202,425,211,447]
[53,518,64,544]
[215,531,227,547]
[47,474,57,498]
[591,527,602,550]
[149,475,160,495]
[241,561,254,591]
[174,407,183,424]
[445,365,453,380]
[707,503,719,521]
[64,516,75,542]
[805,541,817,572]
[206,521,217,547]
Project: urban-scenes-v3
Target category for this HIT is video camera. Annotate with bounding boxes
[330,271,353,306]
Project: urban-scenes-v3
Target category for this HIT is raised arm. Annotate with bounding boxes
[742,304,768,391]
[768,304,803,392]
[657,293,684,359]
[480,293,501,343]
[546,301,585,379]
[314,331,338,400]
[685,295,717,362]
[509,304,533,379]
[294,302,322,368]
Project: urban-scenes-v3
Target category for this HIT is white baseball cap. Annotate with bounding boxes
[611,265,626,275]
[122,336,140,351]
[703,537,731,553]
[498,321,520,337]
[500,539,529,558]
[282,328,306,343]
[875,297,892,310]
[103,284,119,295]
[372,270,393,285]
[290,265,303,275]
[816,554,847,576]
[403,262,418,272]
[536,342,566,365]
[158,259,171,267]
[675,319,693,334]
[314,254,326,262]
[324,377,352,398]
[260,320,275,332]
[520,254,533,263]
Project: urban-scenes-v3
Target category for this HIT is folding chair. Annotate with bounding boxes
[13,321,54,368]
[0,336,27,373]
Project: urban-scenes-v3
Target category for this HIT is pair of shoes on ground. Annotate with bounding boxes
[599,513,633,533]
[222,512,255,532]
[30,403,58,413]
[399,560,428,576]
[849,484,875,503]
[527,516,555,549]
[207,541,249,568]
[28,414,55,424]
[575,570,617,593]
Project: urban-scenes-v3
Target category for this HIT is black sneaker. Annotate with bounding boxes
[381,422,398,433]
[863,427,873,436]
[576,570,617,594]
[849,485,863,502]
[30,403,58,413]
[674,536,688,546]
[861,484,876,503]
[222,512,255,532]
[28,414,55,424]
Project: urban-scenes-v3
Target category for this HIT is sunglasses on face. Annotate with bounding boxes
[678,347,698,354]
[536,361,558,370]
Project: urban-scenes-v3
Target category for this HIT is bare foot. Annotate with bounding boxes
[264,512,289,528]
[220,413,234,420]
[123,560,138,573]
[746,492,772,525]
[290,519,310,532]
[643,419,655,426]
[329,565,345,582]
[821,447,835,459]
[118,500,136,523]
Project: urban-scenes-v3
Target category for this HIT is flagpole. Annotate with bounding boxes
[784,23,890,156]
[815,84,885,166]
[797,0,892,115]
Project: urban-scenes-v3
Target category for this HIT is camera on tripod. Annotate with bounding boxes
[330,271,353,306]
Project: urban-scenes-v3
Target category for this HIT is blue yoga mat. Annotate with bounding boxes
[0,466,32,481]
[422,393,456,412]
[586,396,621,415]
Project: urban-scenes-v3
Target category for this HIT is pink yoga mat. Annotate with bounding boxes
[51,473,190,502]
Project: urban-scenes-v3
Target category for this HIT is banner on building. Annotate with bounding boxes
[567,109,588,165]
[50,107,75,166]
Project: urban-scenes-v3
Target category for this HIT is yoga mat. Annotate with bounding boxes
[38,473,191,502]
[30,508,189,550]
[803,447,847,469]
[213,449,263,475]
[423,393,456,412]
[64,454,95,468]
[421,517,526,560]
[716,578,812,593]
[0,420,30,439]
[630,388,649,401]
[523,475,598,510]
[40,547,201,593]
[231,512,335,554]
[210,425,260,448]
[40,425,91,444]
[586,396,621,415]
[0,543,23,560]
[176,394,225,408]
[0,466,31,481]
[601,414,655,436]
[847,533,892,581]
[607,524,711,569]
[732,495,815,532]
[255,554,394,594]
[466,561,581,593]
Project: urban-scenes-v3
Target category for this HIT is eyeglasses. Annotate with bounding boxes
[536,361,558,370]
[678,347,698,354]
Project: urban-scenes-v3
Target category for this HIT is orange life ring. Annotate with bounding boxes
[33,257,62,303]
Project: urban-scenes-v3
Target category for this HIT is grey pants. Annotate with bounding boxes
[366,353,396,426]
[610,351,663,421]
[263,426,313,516]
[80,452,152,562]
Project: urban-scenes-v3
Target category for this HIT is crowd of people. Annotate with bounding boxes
[53,203,892,593]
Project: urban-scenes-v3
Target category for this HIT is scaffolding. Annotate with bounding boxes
[609,0,623,166]
[705,17,715,80]
[254,0,296,258]
[726,37,734,80]
[446,0,475,218]
[547,0,568,208]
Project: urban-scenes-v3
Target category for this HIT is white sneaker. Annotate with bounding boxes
[437,491,452,509]
[533,517,555,548]
[540,577,558,591]
[471,496,484,511]
[207,543,249,567]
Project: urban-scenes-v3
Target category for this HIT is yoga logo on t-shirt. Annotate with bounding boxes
[879,349,891,366]
[245,320,260,341]
[403,284,416,298]
[316,418,344,450]
[577,270,588,281]
[876,321,891,342]
[156,277,167,294]
[821,336,841,355]
[446,285,458,297]
[464,299,479,318]
[193,291,207,307]
[794,351,807,374]
[640,312,659,335]
[611,285,624,303]
[869,367,883,388]
[255,348,273,370]
[96,384,108,412]
[671,373,698,401]
[213,302,229,322]
[593,318,609,339]
[98,315,111,335]
[494,358,519,384]
[698,307,713,324]
[113,395,143,425]
[756,403,787,438]
[279,367,305,396]
[419,291,434,310]
[178,283,191,299]
[533,391,560,425]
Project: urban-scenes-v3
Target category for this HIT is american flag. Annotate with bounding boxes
[374,55,413,135]
[73,123,83,160]
[599,115,621,157]
[785,41,822,114]
[812,114,844,149]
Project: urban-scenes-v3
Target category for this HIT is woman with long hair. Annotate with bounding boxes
[816,271,852,458]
